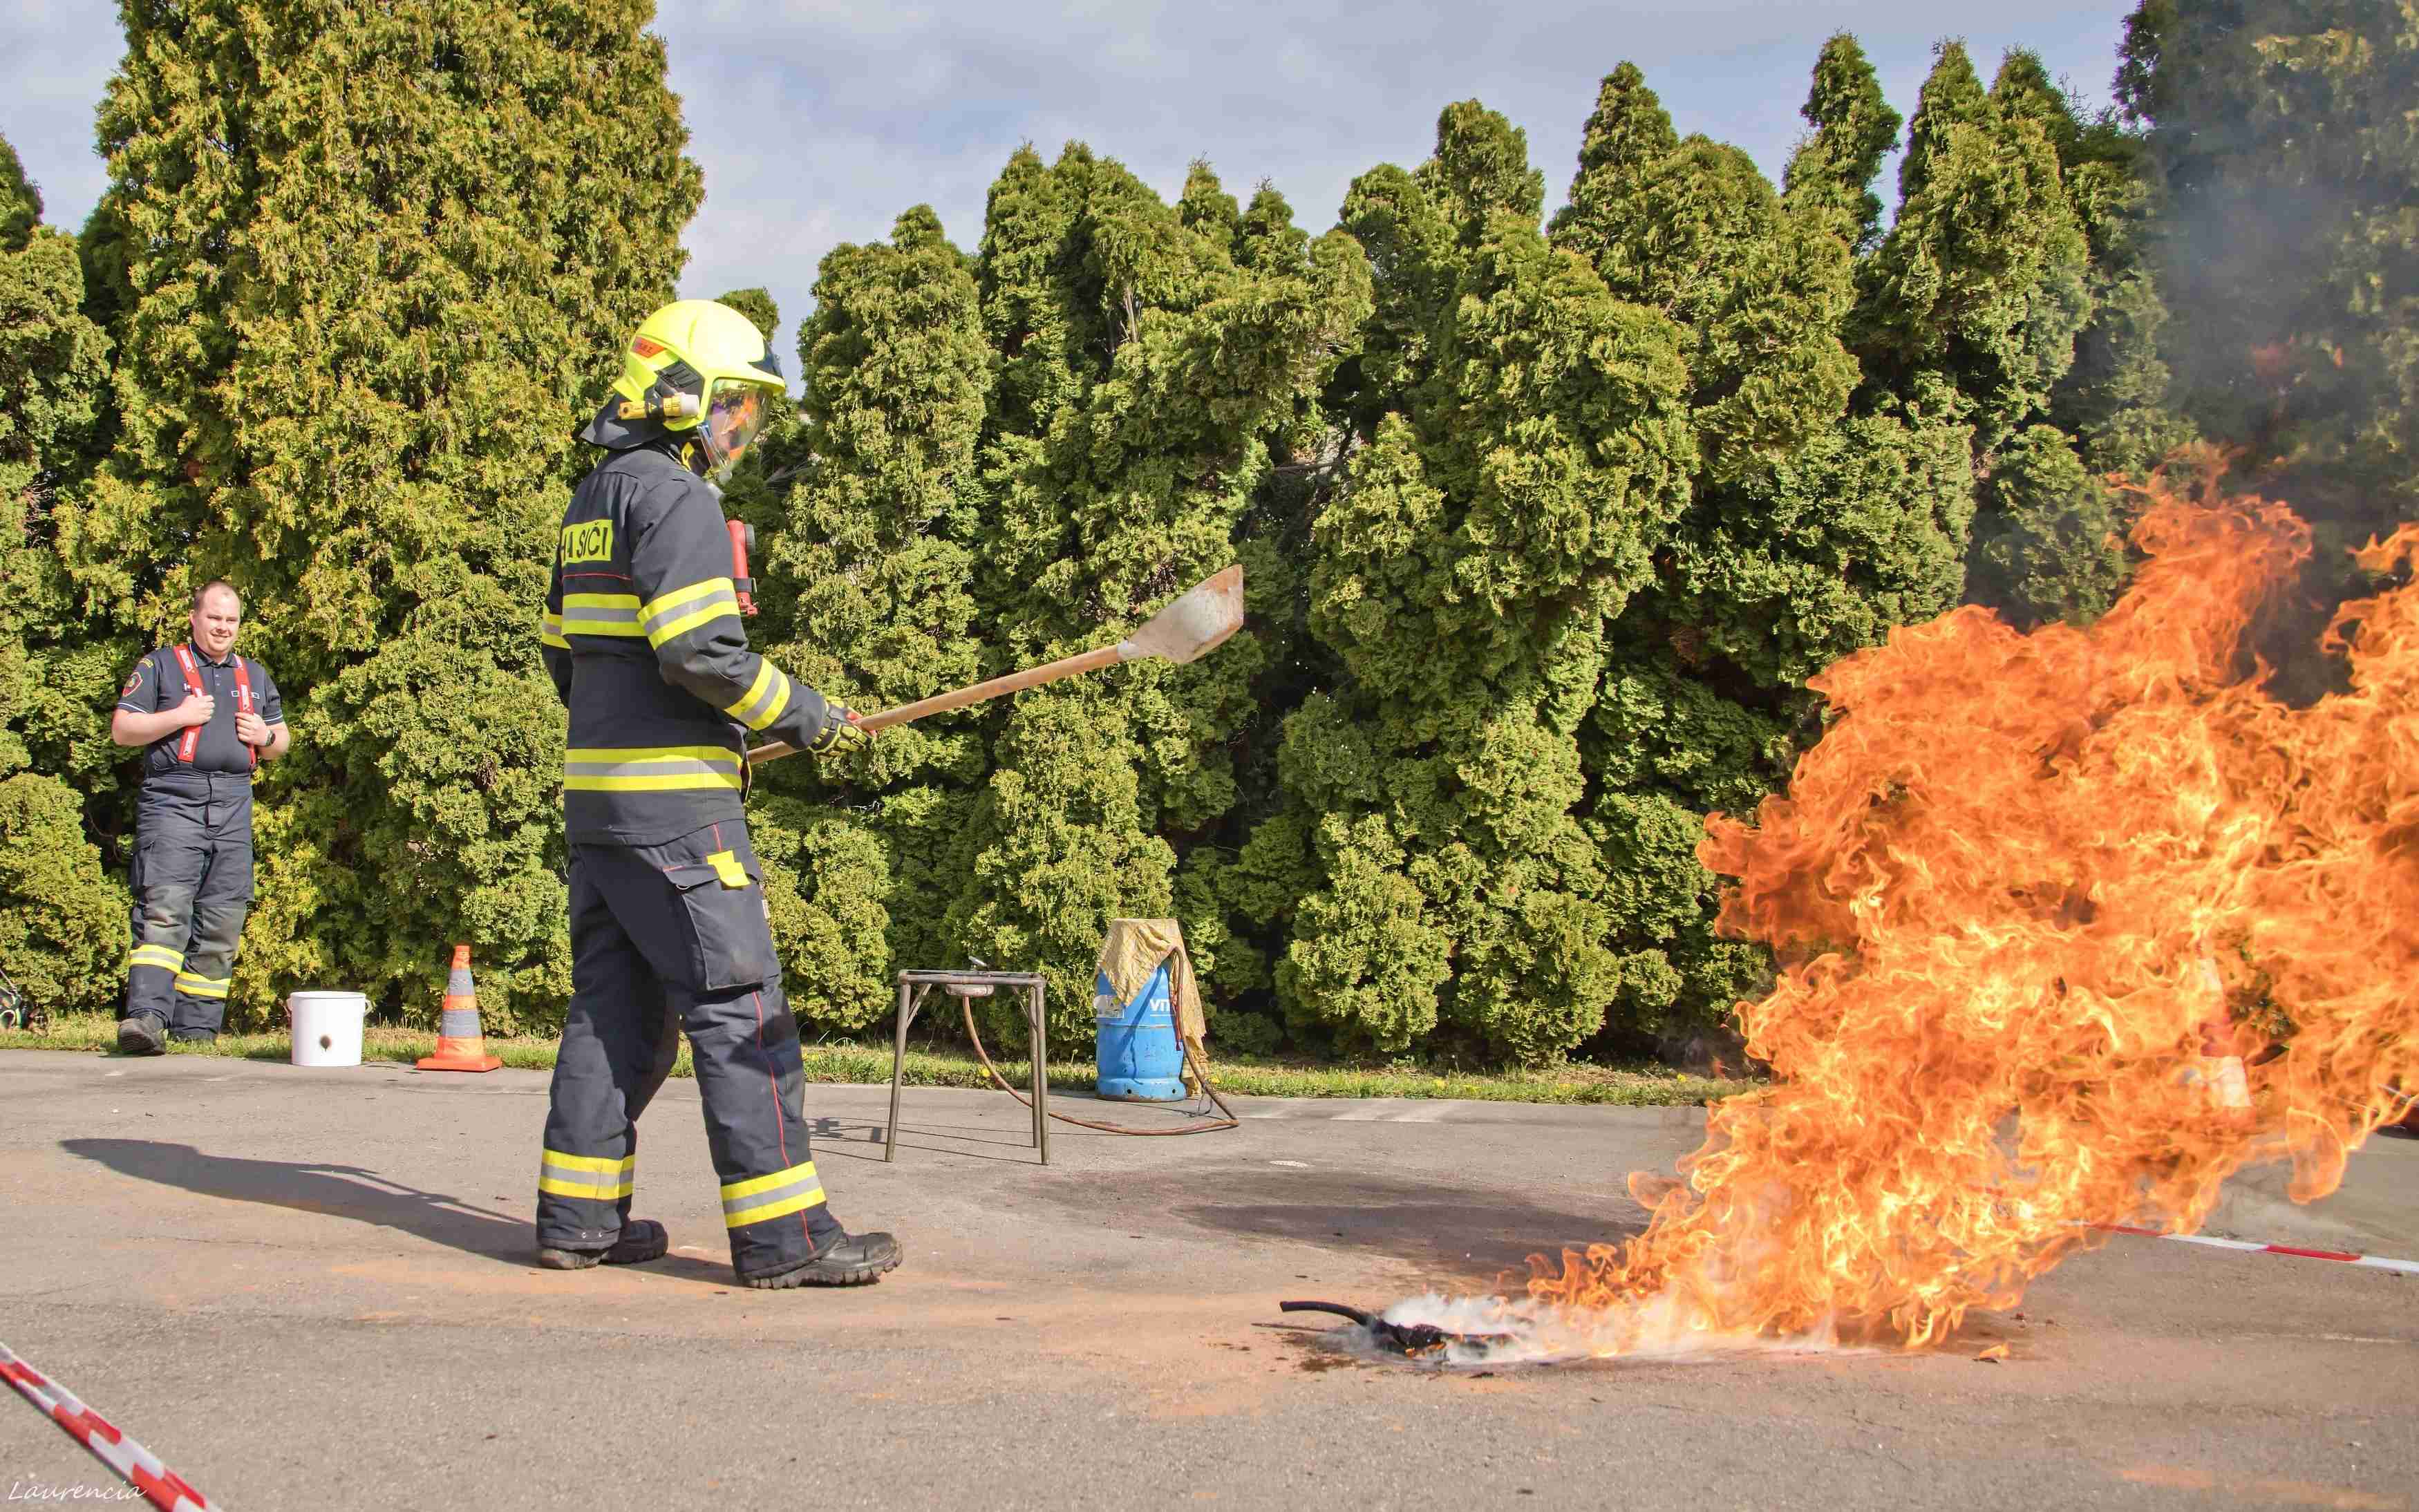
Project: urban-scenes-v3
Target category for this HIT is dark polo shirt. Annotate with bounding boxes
[116,645,285,784]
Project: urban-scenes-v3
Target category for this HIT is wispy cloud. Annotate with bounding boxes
[1,1,2131,368]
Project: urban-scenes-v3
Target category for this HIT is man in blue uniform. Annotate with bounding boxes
[110,580,290,1053]
[534,299,901,1287]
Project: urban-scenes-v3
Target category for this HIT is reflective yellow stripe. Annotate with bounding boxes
[723,661,776,719]
[545,1151,634,1174]
[173,972,231,1000]
[755,673,791,729]
[561,592,645,638]
[648,601,742,648]
[705,849,750,888]
[540,611,569,650]
[562,746,744,794]
[720,1160,825,1228]
[564,773,744,793]
[721,1161,818,1201]
[129,945,184,973]
[539,1149,634,1201]
[642,578,743,649]
[726,1184,827,1228]
[639,577,733,620]
[563,746,744,764]
[720,661,793,732]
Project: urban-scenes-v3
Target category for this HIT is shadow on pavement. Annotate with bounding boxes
[808,1115,1041,1164]
[1152,1170,1647,1285]
[810,1104,1248,1164]
[58,1137,730,1283]
[65,1136,529,1257]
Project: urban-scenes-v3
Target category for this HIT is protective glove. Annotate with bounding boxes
[805,703,873,755]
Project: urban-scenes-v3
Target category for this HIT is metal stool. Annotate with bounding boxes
[889,970,1049,1164]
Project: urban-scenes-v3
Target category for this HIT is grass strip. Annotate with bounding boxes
[1,1012,1753,1106]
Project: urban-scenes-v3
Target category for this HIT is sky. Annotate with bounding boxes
[1,1,2136,373]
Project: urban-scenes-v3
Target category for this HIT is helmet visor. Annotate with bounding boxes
[700,381,771,472]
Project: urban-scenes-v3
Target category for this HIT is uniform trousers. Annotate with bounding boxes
[124,773,254,1039]
[535,818,842,1278]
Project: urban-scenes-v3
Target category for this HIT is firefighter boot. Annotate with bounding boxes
[536,1218,670,1271]
[739,1229,903,1289]
[117,1014,166,1056]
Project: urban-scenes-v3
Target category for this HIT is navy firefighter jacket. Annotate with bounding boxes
[542,443,834,847]
[115,645,284,787]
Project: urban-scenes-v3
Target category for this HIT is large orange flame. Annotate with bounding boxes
[1526,465,2419,1352]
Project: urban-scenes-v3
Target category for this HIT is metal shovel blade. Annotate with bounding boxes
[1123,565,1244,666]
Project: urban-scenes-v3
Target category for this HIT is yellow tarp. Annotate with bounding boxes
[1098,918,1205,1059]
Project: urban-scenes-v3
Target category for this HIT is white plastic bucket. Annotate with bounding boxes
[288,991,368,1068]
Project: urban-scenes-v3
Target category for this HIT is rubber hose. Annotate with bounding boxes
[960,992,1239,1136]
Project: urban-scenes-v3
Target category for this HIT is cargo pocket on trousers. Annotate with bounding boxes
[664,855,776,994]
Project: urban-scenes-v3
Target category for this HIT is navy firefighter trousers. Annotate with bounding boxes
[125,772,254,1039]
[535,818,842,1280]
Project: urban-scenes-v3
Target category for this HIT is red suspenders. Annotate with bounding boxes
[169,644,257,769]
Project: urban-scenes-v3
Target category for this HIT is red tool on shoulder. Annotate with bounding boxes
[170,645,255,769]
[728,520,758,617]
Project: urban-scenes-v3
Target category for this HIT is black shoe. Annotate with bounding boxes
[739,1231,902,1289]
[116,1016,165,1056]
[536,1218,668,1271]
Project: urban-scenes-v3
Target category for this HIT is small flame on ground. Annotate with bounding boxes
[1366,1292,1848,1368]
[1414,461,2419,1363]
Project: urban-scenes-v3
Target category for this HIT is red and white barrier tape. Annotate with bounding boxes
[2098,1224,2419,1275]
[0,1342,220,1511]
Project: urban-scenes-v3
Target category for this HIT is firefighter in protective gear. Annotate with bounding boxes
[109,581,291,1053]
[536,299,898,1287]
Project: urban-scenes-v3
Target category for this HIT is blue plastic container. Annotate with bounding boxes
[1094,961,1186,1102]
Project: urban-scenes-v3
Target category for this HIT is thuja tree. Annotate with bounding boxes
[1854,42,2114,627]
[0,131,117,785]
[2119,0,2419,546]
[1243,102,1696,1064]
[1785,34,1904,255]
[1994,57,2196,485]
[59,0,700,1028]
[1550,51,1973,1046]
[1174,176,1364,1055]
[945,145,1371,1046]
[0,133,124,1014]
[745,209,995,1033]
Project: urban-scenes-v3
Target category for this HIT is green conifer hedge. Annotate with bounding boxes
[4,8,2400,1064]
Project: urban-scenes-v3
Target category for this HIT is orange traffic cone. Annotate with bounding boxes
[417,944,502,1072]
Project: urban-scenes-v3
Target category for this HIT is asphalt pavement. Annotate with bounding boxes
[1,1048,2411,1511]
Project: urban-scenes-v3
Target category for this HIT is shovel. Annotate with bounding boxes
[746,565,1245,766]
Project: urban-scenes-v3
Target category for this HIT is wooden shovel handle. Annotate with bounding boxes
[746,643,1129,767]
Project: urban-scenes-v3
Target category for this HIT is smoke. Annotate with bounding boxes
[2127,5,2416,552]
[1366,1292,1847,1368]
